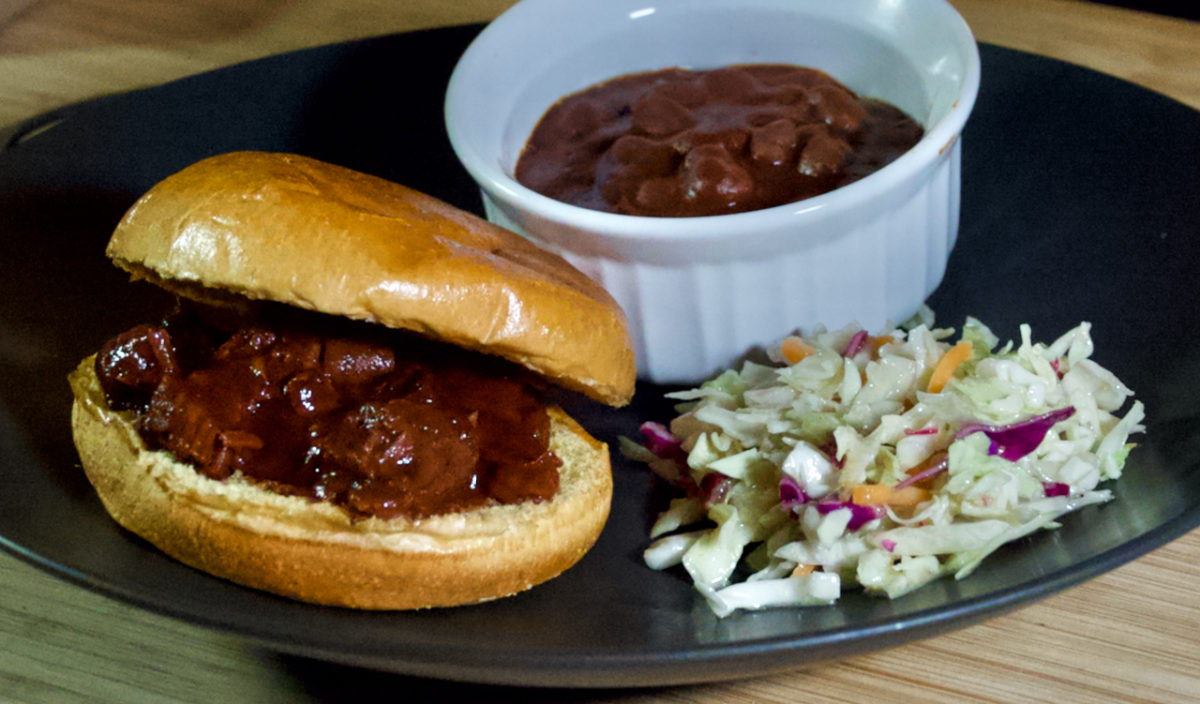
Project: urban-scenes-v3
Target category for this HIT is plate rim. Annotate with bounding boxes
[0,30,1198,688]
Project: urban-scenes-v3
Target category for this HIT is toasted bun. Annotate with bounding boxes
[69,357,612,609]
[106,151,635,406]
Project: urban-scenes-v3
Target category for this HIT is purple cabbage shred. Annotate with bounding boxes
[1043,481,1071,497]
[955,407,1076,461]
[639,421,682,459]
[842,330,870,358]
[699,472,735,507]
[815,498,885,530]
[779,475,810,511]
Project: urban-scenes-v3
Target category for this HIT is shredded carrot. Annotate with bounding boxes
[888,485,932,508]
[852,483,932,509]
[781,336,814,365]
[852,483,891,506]
[927,341,973,393]
[791,563,816,577]
[870,334,895,358]
[905,450,949,480]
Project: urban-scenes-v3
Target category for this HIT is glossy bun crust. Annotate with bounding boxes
[70,358,613,609]
[106,151,635,406]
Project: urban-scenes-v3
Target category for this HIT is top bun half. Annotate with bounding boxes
[106,152,635,406]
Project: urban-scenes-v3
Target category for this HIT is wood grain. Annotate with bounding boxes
[0,0,1196,128]
[953,0,1200,109]
[1,1,1198,702]
[3,532,1197,702]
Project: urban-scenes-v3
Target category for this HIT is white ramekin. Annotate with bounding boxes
[445,0,980,384]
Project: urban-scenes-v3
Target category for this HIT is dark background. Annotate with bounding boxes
[1092,0,1197,20]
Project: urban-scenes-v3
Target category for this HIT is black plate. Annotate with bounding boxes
[1,26,1198,688]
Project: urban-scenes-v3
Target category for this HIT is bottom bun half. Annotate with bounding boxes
[69,356,613,610]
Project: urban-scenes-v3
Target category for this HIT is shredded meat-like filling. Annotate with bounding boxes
[93,303,561,519]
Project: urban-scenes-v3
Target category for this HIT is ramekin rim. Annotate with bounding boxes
[443,0,982,241]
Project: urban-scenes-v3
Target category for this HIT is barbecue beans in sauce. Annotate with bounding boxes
[515,64,924,217]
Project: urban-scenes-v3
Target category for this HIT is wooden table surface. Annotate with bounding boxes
[1,1,1197,702]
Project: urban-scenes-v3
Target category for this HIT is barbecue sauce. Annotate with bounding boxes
[93,304,561,520]
[516,64,925,217]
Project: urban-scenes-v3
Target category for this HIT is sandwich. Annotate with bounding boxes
[68,151,636,609]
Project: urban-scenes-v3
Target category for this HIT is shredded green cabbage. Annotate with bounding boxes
[629,309,1145,616]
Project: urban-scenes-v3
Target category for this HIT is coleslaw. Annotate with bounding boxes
[622,311,1145,617]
